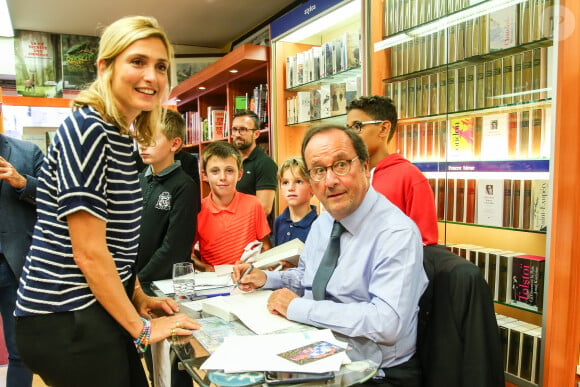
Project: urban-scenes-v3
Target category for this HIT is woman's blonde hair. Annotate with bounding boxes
[72,16,173,145]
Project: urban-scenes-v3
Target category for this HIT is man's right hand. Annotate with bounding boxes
[232,262,267,292]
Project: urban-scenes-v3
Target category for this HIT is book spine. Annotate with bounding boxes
[466,65,476,111]
[513,53,522,104]
[522,180,532,230]
[519,110,530,158]
[446,178,455,222]
[447,68,457,113]
[437,178,446,220]
[512,180,522,229]
[476,63,486,109]
[421,75,430,116]
[508,112,518,158]
[503,179,513,227]
[531,108,542,158]
[466,179,476,223]
[521,50,534,102]
[502,55,514,105]
[438,71,447,113]
[520,0,532,44]
[456,178,465,222]
[457,67,466,112]
[484,61,494,108]
[493,58,503,107]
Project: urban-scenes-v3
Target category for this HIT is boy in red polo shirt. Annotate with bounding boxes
[192,141,271,271]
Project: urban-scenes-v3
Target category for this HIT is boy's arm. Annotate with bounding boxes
[260,234,272,251]
[191,250,214,272]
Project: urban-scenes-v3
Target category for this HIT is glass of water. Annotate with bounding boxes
[172,262,196,301]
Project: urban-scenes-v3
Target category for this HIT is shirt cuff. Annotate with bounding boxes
[286,297,316,325]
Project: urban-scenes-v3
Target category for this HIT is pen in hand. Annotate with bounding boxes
[234,264,254,289]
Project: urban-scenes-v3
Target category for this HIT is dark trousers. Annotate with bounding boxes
[360,355,421,387]
[15,302,148,387]
[0,256,33,387]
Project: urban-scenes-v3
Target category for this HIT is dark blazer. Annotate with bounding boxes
[418,245,505,387]
[0,133,44,279]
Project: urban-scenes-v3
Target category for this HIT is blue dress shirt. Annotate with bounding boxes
[264,187,428,368]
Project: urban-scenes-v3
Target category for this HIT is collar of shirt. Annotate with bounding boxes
[145,160,182,181]
[205,191,241,214]
[333,187,380,236]
[282,205,318,228]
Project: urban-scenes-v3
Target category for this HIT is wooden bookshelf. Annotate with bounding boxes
[169,44,271,199]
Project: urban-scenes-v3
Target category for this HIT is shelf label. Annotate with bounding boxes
[271,0,345,40]
[414,160,550,173]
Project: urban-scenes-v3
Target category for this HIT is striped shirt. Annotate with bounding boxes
[15,106,142,316]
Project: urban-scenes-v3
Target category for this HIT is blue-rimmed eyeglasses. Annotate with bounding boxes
[307,157,359,182]
[346,120,383,133]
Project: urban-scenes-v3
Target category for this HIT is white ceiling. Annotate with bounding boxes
[7,0,301,50]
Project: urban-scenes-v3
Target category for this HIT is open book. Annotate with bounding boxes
[250,238,304,269]
[201,290,302,334]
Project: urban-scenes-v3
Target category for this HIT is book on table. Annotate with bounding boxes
[249,238,304,270]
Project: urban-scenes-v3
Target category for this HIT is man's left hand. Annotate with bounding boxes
[0,156,26,189]
[267,288,299,317]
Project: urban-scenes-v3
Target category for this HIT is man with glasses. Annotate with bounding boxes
[346,96,438,245]
[231,110,278,221]
[233,125,427,386]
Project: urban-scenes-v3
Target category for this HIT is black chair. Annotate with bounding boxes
[417,245,505,387]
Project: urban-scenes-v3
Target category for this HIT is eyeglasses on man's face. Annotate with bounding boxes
[345,120,383,133]
[231,127,257,135]
[307,157,359,182]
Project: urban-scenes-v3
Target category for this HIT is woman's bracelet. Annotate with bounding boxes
[134,317,151,353]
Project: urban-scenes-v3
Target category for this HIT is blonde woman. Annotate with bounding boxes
[14,16,199,386]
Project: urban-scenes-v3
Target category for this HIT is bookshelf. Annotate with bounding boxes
[373,0,565,385]
[169,44,271,198]
[271,0,363,211]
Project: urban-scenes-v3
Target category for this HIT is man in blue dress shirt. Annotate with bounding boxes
[234,125,428,386]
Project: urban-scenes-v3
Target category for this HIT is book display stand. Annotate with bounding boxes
[373,1,555,386]
[268,0,579,386]
[169,44,271,199]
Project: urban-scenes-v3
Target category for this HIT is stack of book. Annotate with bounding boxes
[496,314,542,385]
[285,31,361,89]
[448,244,545,312]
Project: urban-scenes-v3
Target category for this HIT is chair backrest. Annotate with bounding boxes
[417,245,505,387]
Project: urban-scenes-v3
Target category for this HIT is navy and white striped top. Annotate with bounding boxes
[15,106,143,316]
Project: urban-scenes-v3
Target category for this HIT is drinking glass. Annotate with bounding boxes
[172,262,196,301]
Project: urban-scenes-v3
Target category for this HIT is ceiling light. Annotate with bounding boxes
[229,69,238,73]
[0,0,14,37]
[198,86,206,90]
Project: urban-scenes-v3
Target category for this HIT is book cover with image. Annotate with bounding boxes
[481,113,510,160]
[447,116,475,160]
[476,179,505,227]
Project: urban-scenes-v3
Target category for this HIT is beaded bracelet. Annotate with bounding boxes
[134,317,151,353]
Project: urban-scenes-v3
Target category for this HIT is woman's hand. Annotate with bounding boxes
[149,313,201,343]
[134,293,181,319]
